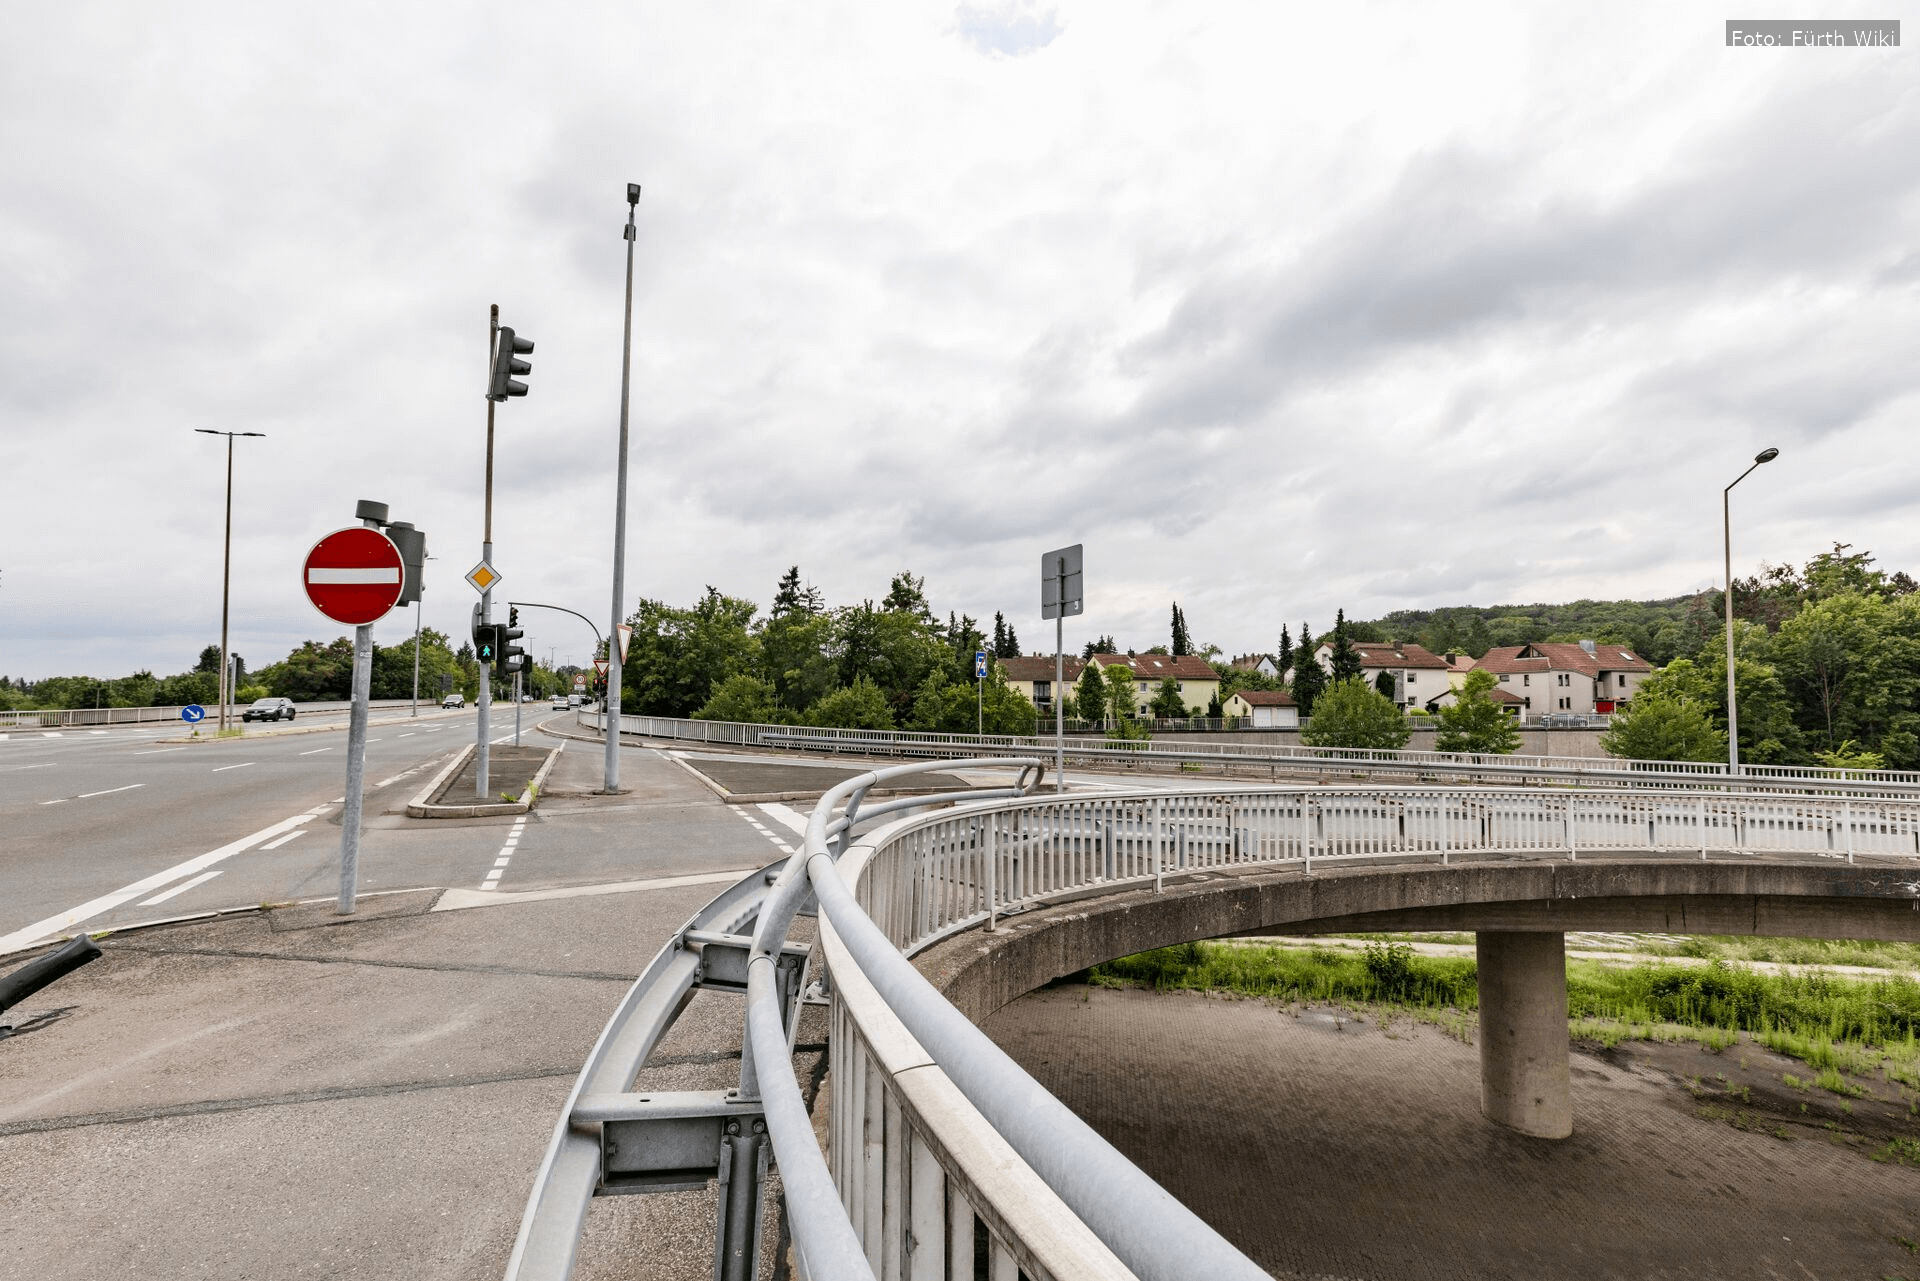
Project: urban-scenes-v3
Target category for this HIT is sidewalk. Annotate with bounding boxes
[0,871,796,1279]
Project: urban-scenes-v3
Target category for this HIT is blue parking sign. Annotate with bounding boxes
[975,651,987,679]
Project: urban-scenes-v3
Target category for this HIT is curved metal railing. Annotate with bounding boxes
[509,764,1920,1281]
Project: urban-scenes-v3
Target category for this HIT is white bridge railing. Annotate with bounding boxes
[509,765,1920,1281]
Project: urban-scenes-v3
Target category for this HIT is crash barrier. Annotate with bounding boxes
[579,710,1920,798]
[1,698,433,729]
[509,761,1920,1279]
[0,935,103,1023]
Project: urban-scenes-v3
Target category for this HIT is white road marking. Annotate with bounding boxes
[89,730,108,736]
[39,799,68,806]
[77,784,145,798]
[212,762,255,772]
[132,748,186,756]
[138,869,224,906]
[12,763,55,771]
[399,733,414,738]
[260,830,307,851]
[299,747,331,755]
[0,806,329,955]
[757,803,810,837]
[43,732,62,738]
[434,869,760,912]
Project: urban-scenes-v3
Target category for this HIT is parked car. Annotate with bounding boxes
[242,697,297,722]
[441,693,465,709]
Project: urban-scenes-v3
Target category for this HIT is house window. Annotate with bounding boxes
[1035,681,1050,699]
[1619,674,1628,686]
[1405,673,1416,684]
[1523,674,1531,686]
[1499,674,1510,683]
[1559,697,1570,709]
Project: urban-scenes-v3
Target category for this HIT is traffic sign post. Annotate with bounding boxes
[1041,544,1084,794]
[181,705,206,724]
[305,503,411,917]
[975,650,986,735]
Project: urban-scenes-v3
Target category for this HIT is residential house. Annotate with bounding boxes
[996,653,1221,717]
[1310,639,1451,709]
[1422,683,1525,717]
[1223,688,1298,728]
[1228,653,1279,679]
[1472,640,1653,721]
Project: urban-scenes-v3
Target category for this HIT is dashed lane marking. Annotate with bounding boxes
[132,748,186,756]
[77,784,145,799]
[0,802,335,956]
[212,762,255,773]
[480,814,532,891]
[734,804,797,856]
[299,748,330,755]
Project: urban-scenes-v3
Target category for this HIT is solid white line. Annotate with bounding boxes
[260,830,307,851]
[0,810,321,955]
[433,868,761,913]
[138,869,224,906]
[212,762,255,772]
[299,748,330,755]
[77,784,145,799]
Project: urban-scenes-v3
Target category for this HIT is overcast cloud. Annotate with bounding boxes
[2,1,1915,678]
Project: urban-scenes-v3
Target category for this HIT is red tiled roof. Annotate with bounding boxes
[998,656,1085,683]
[1475,642,1651,677]
[1316,640,1450,670]
[1231,689,1295,706]
[1090,653,1219,680]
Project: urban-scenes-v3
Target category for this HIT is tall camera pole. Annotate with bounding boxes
[605,183,640,794]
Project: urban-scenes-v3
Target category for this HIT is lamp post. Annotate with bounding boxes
[194,429,265,734]
[1723,446,1779,774]
[605,181,641,794]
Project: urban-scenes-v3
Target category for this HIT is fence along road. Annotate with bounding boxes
[580,710,1920,798]
[509,757,1920,1280]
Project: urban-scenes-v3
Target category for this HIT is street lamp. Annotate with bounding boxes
[194,429,266,733]
[605,181,641,794]
[1723,446,1779,774]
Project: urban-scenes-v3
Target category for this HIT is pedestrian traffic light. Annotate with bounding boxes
[487,326,535,401]
[472,605,498,665]
[500,613,526,673]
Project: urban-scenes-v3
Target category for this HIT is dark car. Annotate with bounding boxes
[242,697,297,722]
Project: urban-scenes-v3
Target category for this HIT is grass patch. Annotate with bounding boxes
[1651,934,1920,973]
[1091,939,1920,1086]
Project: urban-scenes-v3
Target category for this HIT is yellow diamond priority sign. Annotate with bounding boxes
[465,561,501,594]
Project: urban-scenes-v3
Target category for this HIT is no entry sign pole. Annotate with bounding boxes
[1041,544,1084,795]
[303,507,406,916]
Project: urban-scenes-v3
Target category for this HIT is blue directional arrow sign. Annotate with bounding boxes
[181,705,206,723]
[975,651,987,680]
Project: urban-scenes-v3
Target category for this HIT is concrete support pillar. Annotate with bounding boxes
[1475,930,1572,1139]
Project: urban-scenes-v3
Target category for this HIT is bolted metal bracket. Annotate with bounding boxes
[684,930,812,1039]
[577,1089,766,1197]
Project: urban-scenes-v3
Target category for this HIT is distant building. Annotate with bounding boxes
[1310,639,1450,709]
[1223,688,1298,728]
[997,652,1221,716]
[1228,653,1279,679]
[1472,641,1653,721]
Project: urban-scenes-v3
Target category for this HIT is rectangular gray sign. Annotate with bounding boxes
[1726,20,1898,45]
[1041,543,1084,620]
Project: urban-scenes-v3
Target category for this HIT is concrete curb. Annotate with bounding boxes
[404,743,564,819]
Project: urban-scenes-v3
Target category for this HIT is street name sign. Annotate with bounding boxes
[304,527,405,626]
[1040,544,1084,619]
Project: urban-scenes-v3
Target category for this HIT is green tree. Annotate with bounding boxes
[992,612,1020,659]
[1434,669,1521,754]
[270,638,357,701]
[1599,693,1727,763]
[805,675,894,729]
[1300,678,1410,750]
[1072,661,1108,722]
[1290,621,1327,716]
[1275,625,1293,685]
[1080,635,1116,660]
[621,588,760,717]
[761,610,838,716]
[1105,663,1139,724]
[1328,609,1362,682]
[1171,604,1191,657]
[1148,676,1187,719]
[695,673,781,723]
[1764,592,1920,766]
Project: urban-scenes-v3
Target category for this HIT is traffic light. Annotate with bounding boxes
[385,521,427,606]
[472,605,498,665]
[500,609,526,673]
[487,326,535,401]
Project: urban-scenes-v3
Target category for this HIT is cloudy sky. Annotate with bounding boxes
[3,2,1915,679]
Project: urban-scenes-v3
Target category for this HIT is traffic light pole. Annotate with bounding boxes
[604,184,640,794]
[477,305,497,800]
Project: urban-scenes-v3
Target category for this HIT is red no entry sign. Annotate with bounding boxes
[303,527,404,626]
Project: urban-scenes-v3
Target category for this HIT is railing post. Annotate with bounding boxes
[1565,795,1576,859]
[984,815,998,932]
[1700,796,1709,860]
[1844,800,1854,864]
[1154,796,1165,893]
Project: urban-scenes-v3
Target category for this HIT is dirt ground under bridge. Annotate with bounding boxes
[982,985,1920,1281]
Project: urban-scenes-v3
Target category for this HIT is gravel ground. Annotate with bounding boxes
[982,985,1920,1281]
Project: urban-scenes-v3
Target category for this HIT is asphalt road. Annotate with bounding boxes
[0,709,788,956]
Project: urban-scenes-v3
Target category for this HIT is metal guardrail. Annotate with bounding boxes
[509,760,1920,1280]
[0,698,431,729]
[580,710,1920,797]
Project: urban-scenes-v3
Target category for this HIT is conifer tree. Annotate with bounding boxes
[1290,620,1327,716]
[1329,608,1363,682]
[1276,625,1293,682]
